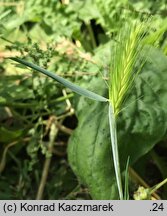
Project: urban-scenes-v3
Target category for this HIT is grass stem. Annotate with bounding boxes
[108,103,123,200]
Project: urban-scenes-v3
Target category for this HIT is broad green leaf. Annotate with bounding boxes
[10,57,108,103]
[68,92,118,199]
[68,47,167,199]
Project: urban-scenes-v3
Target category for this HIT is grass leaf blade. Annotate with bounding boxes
[10,57,108,102]
[124,156,130,200]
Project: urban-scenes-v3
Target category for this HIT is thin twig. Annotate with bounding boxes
[56,121,73,135]
[0,137,30,173]
[150,178,167,195]
[36,117,58,200]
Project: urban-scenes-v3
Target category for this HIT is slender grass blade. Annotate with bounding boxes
[10,57,108,102]
[124,156,130,200]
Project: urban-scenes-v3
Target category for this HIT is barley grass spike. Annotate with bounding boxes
[109,21,148,116]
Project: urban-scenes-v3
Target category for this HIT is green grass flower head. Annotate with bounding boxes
[109,19,155,116]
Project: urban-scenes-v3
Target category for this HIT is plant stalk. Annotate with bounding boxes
[36,120,58,200]
[108,103,123,200]
[150,178,167,195]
